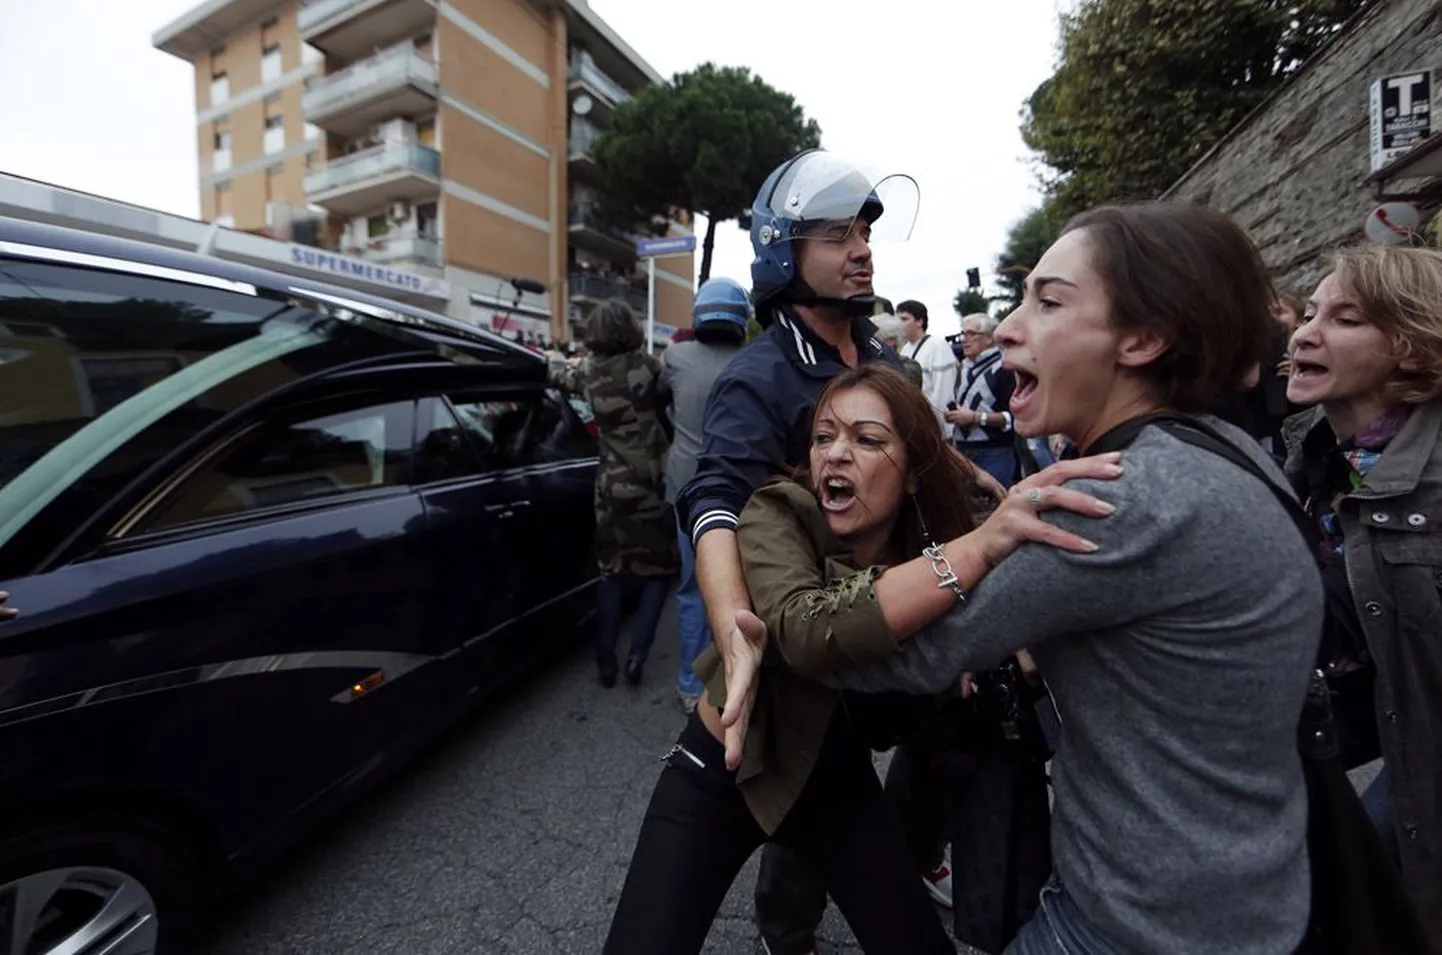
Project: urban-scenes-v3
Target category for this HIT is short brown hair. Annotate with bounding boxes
[583,300,644,356]
[1063,203,1274,413]
[1325,245,1442,404]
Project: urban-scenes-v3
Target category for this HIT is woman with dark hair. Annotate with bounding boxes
[770,202,1324,954]
[549,300,675,687]
[603,363,1120,953]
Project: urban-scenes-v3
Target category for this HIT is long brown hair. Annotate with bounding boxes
[796,364,980,561]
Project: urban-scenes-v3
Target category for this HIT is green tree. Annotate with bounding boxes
[1022,0,1370,214]
[952,288,992,317]
[590,63,822,283]
[993,201,1065,310]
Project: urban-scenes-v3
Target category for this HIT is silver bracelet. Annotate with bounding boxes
[921,543,968,604]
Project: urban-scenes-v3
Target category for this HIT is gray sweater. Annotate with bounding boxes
[825,419,1322,955]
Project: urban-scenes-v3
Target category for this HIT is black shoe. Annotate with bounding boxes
[624,657,644,685]
[598,661,618,688]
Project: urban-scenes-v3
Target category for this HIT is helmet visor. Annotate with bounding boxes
[761,153,919,248]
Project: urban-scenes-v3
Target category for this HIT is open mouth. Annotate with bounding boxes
[1010,368,1039,413]
[1291,358,1328,380]
[820,475,856,512]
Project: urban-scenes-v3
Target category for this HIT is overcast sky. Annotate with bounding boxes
[0,0,1065,337]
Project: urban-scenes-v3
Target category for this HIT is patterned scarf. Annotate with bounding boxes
[1316,405,1411,559]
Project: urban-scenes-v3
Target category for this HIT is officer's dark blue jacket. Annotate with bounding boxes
[677,308,902,544]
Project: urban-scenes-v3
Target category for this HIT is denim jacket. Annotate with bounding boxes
[1285,400,1442,949]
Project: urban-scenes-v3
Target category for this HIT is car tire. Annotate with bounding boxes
[0,813,204,955]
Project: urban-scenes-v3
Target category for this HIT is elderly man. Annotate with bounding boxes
[946,311,1019,487]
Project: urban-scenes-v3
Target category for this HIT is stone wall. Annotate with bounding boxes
[1163,0,1442,297]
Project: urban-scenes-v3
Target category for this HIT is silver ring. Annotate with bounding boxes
[1026,488,1044,509]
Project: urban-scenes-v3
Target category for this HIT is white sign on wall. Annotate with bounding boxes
[1370,70,1434,172]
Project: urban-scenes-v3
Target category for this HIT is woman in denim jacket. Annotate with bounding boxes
[1283,244,1442,950]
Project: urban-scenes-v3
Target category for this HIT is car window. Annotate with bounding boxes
[412,398,487,485]
[443,389,595,473]
[0,258,428,577]
[140,400,414,531]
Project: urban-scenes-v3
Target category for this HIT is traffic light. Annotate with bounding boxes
[966,267,982,289]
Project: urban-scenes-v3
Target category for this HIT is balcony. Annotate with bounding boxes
[345,231,442,270]
[568,203,637,260]
[567,55,630,120]
[568,120,600,179]
[299,0,436,63]
[305,140,440,217]
[570,273,645,312]
[304,43,437,138]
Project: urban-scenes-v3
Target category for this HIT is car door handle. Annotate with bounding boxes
[483,500,530,514]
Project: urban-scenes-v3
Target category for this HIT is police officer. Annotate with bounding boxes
[675,149,932,955]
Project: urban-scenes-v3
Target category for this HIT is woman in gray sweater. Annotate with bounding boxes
[731,202,1323,954]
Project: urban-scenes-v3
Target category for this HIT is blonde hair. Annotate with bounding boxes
[1326,245,1442,404]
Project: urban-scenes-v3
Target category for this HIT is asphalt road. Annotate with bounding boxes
[193,598,1375,955]
[195,598,968,955]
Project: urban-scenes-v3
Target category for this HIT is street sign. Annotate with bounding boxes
[1364,202,1421,245]
[1370,69,1434,172]
[636,235,696,257]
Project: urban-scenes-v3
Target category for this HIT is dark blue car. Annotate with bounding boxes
[0,217,598,954]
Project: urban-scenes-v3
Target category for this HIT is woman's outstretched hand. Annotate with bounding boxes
[970,452,1124,568]
[719,609,767,771]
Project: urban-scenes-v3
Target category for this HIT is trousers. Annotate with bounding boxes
[603,711,955,955]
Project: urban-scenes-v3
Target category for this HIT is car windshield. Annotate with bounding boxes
[0,258,415,571]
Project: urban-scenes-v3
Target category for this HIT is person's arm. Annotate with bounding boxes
[546,352,585,395]
[678,371,789,768]
[821,468,1179,695]
[736,484,904,675]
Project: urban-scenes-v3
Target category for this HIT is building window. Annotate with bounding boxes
[414,32,434,58]
[210,71,229,106]
[261,43,283,82]
[264,115,285,154]
[212,129,232,173]
[416,117,436,146]
[366,215,391,238]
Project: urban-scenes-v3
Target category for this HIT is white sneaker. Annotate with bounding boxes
[921,862,954,908]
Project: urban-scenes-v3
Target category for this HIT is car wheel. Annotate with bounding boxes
[0,814,202,955]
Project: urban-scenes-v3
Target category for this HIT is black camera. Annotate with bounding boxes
[930,658,1053,761]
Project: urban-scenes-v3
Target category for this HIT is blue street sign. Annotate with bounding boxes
[636,235,696,257]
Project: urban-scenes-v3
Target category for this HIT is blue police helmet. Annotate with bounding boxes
[748,150,897,318]
[692,277,752,330]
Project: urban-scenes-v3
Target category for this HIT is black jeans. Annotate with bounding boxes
[755,729,953,953]
[603,711,955,955]
[596,573,669,669]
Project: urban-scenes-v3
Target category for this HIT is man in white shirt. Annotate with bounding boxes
[897,300,958,424]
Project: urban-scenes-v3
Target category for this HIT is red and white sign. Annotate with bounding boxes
[1364,202,1421,246]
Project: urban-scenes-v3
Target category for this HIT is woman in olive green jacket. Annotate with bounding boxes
[603,365,1117,954]
[1283,244,1442,951]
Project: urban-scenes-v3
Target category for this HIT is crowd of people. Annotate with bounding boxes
[542,147,1442,955]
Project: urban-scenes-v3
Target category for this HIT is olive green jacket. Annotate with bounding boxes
[695,480,901,834]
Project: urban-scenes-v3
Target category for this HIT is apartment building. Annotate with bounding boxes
[153,0,695,344]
